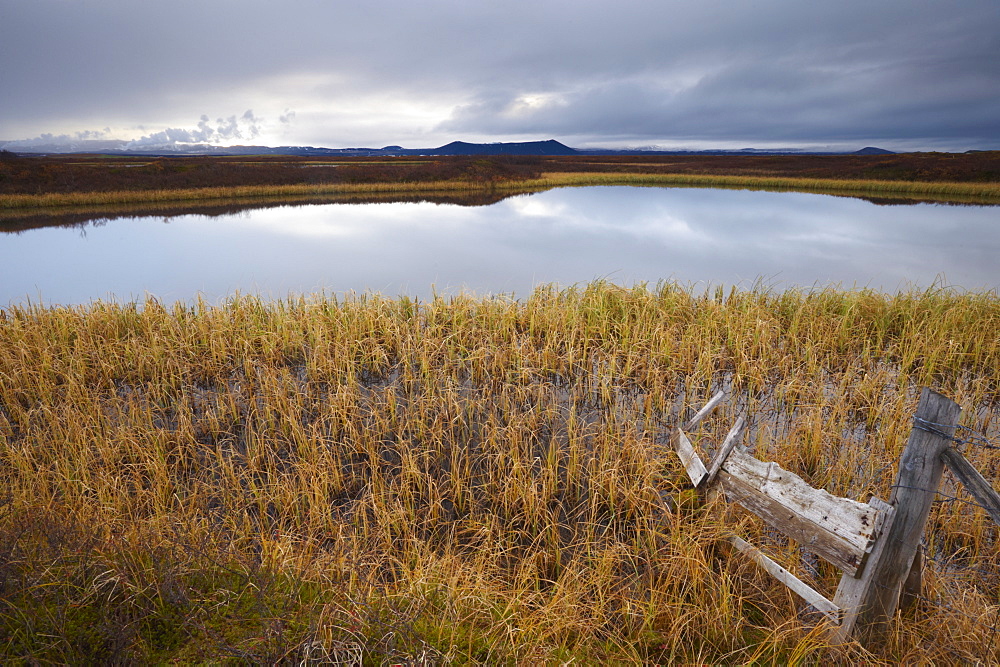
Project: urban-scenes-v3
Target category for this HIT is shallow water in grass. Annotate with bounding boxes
[2,186,999,305]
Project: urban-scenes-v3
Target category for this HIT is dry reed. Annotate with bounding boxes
[540,172,1000,203]
[0,281,998,662]
[0,180,503,210]
[3,171,999,212]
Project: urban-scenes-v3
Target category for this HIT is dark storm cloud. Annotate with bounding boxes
[2,0,998,149]
[439,3,1000,147]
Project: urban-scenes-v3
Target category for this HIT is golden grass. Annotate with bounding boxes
[540,172,1000,202]
[0,189,526,225]
[3,171,999,212]
[0,179,504,210]
[1,281,998,662]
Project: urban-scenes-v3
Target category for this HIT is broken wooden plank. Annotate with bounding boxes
[718,448,885,576]
[705,415,746,486]
[723,448,886,555]
[941,446,1000,527]
[728,534,841,624]
[683,390,727,431]
[674,428,708,487]
[718,469,870,576]
[830,497,895,643]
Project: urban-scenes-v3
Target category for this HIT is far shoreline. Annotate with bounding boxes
[3,152,999,212]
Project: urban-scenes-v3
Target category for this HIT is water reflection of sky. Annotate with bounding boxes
[2,186,998,306]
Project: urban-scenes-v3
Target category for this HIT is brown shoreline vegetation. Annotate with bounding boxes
[2,151,1000,215]
[1,282,999,662]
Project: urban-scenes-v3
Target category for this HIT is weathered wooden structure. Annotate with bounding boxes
[673,387,1000,644]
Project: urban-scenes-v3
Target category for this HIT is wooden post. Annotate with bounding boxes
[831,497,896,643]
[854,388,961,637]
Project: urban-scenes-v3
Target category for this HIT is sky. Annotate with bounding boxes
[2,0,999,152]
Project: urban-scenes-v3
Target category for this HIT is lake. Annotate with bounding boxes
[2,186,998,306]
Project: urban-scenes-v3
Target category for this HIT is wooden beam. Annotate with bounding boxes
[705,415,746,486]
[941,446,1000,527]
[854,388,961,638]
[727,534,841,624]
[830,497,895,643]
[674,428,708,487]
[718,448,886,576]
[684,390,727,431]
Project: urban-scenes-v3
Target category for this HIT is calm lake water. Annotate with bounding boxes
[2,186,998,306]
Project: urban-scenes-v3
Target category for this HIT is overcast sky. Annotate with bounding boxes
[2,0,998,152]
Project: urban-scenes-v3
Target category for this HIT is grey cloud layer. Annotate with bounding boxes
[2,0,997,148]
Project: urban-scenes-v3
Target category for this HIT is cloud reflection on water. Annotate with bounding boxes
[1,186,997,306]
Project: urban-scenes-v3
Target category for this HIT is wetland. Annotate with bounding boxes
[2,152,1000,662]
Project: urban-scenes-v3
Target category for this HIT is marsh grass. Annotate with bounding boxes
[4,163,1000,212]
[539,172,1000,203]
[0,180,514,210]
[1,282,999,662]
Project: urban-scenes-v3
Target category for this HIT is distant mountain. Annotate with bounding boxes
[0,139,580,157]
[2,137,897,158]
[853,146,895,155]
[423,140,578,156]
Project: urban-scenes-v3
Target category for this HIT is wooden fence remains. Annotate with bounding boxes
[672,387,1000,644]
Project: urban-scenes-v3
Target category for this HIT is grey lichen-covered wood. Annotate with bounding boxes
[718,447,887,576]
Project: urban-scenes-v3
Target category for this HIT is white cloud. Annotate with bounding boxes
[121,110,264,148]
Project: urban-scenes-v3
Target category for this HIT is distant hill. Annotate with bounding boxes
[0,138,580,157]
[2,137,902,158]
[853,146,895,155]
[423,140,578,156]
